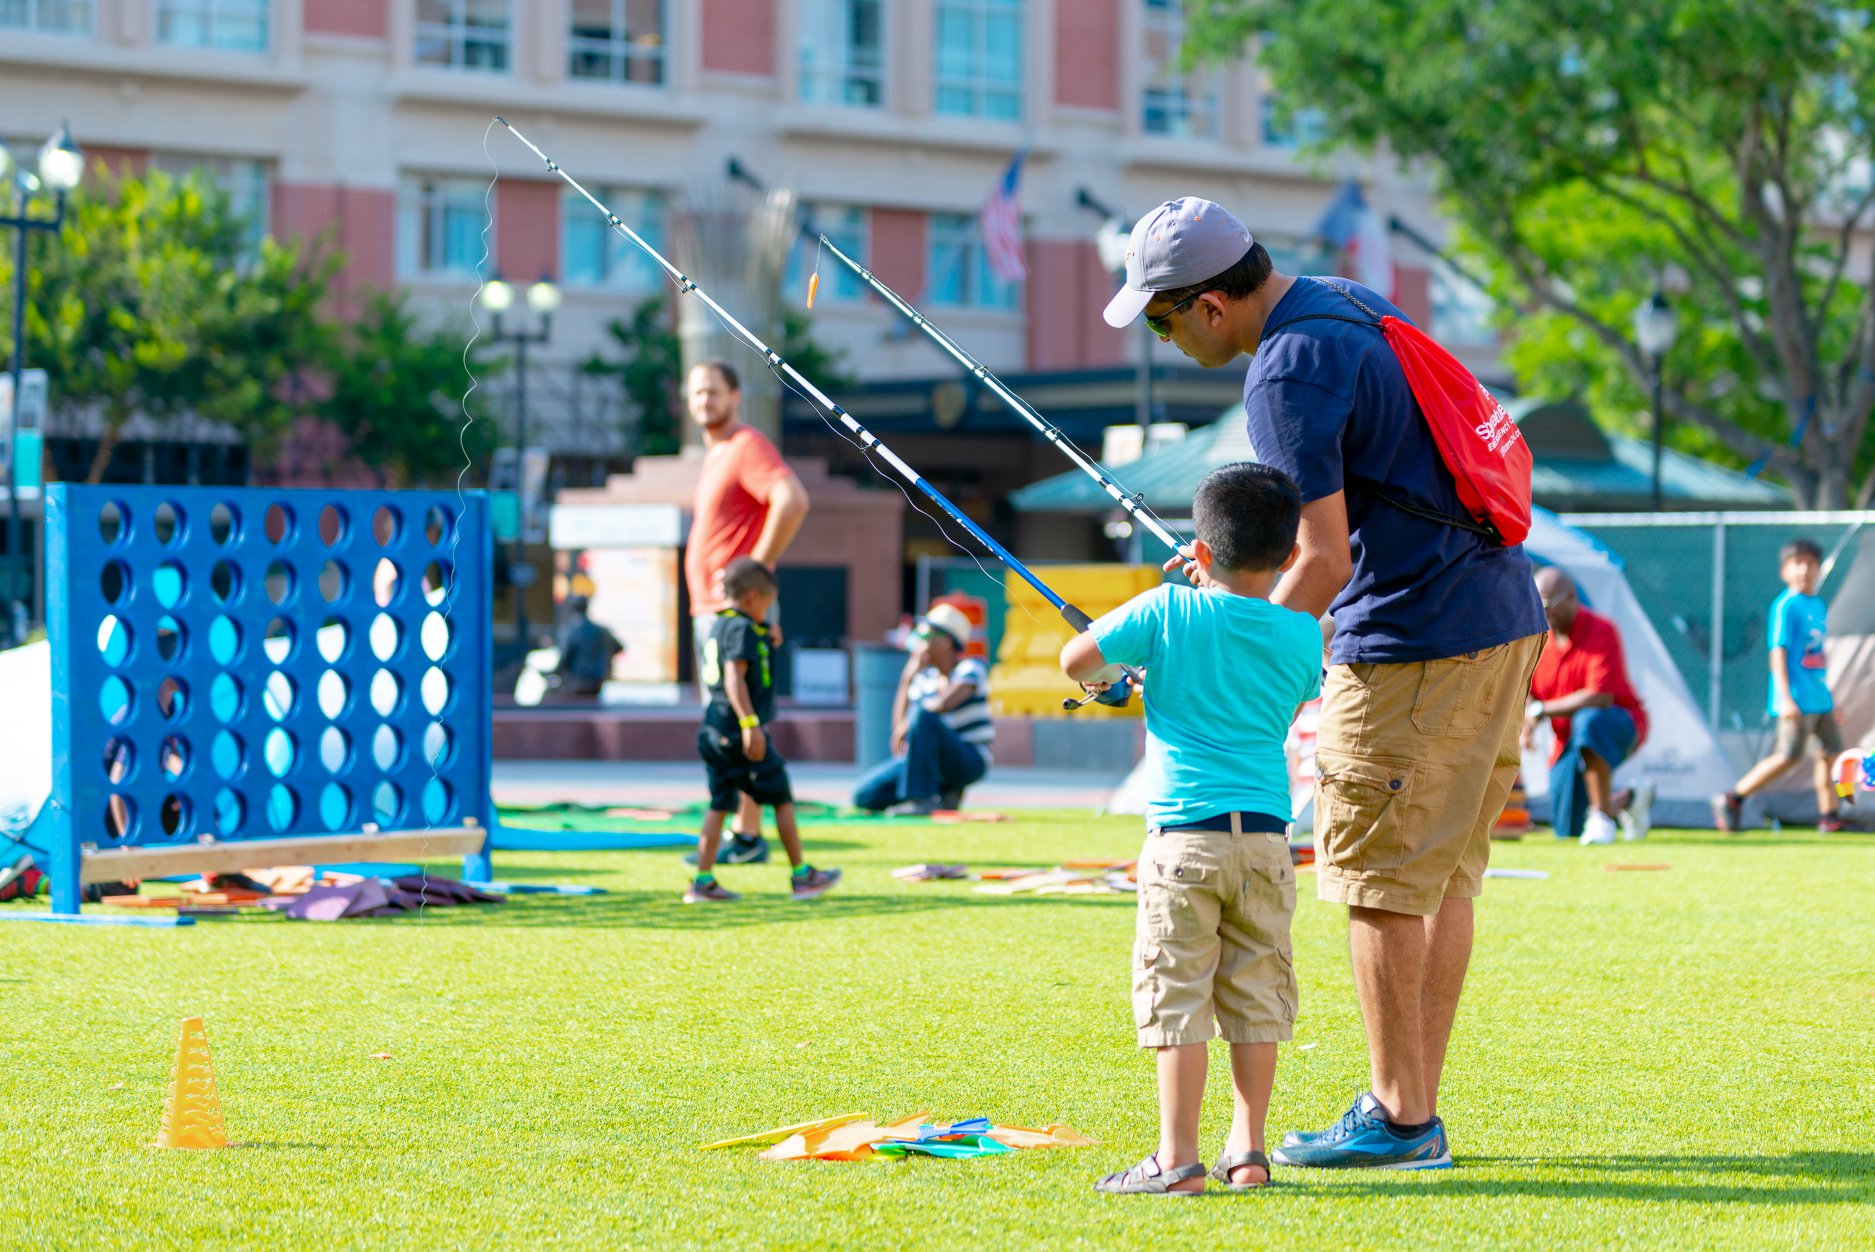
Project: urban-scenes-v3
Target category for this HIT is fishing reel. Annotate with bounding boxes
[1063,668,1140,712]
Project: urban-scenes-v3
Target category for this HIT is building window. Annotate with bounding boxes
[0,0,93,33]
[155,0,268,51]
[414,0,510,72]
[789,205,868,304]
[1141,0,1218,138]
[152,153,272,261]
[563,187,665,292]
[1431,263,1496,348]
[798,0,884,108]
[1262,98,1329,148]
[1258,36,1327,148]
[398,176,489,278]
[928,211,1017,310]
[568,0,665,85]
[934,0,1023,121]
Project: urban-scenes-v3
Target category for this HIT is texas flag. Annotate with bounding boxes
[1315,180,1396,300]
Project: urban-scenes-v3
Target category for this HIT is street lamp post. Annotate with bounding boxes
[1,121,84,647]
[1078,189,1153,438]
[1633,287,1678,513]
[478,271,559,652]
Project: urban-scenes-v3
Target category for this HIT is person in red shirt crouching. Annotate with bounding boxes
[1523,568,1655,845]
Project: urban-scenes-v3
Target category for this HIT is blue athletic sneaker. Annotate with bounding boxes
[1271,1092,1452,1169]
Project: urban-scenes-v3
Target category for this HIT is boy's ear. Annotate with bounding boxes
[1278,541,1300,574]
[1190,537,1214,567]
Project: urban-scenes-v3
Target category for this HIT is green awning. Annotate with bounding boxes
[1010,402,1788,516]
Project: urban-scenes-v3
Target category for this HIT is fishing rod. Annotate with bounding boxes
[493,117,1132,705]
[814,236,1185,557]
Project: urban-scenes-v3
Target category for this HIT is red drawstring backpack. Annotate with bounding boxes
[1262,280,1533,547]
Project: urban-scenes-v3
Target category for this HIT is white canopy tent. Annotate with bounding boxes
[0,642,52,853]
[1516,509,1735,827]
[1108,509,1734,828]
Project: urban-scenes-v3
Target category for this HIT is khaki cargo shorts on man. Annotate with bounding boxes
[1132,821,1298,1049]
[1314,635,1545,917]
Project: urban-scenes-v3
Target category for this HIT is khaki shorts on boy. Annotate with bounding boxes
[1313,634,1545,917]
[1132,820,1298,1048]
[1771,710,1844,762]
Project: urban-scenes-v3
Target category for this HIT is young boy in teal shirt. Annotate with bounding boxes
[1715,538,1848,832]
[1061,463,1322,1194]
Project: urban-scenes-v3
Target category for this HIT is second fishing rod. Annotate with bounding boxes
[494,116,1132,706]
[814,235,1185,558]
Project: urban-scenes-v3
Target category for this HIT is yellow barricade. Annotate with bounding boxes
[989,565,1162,717]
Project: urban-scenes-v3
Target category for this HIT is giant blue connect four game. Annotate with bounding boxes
[41,484,494,916]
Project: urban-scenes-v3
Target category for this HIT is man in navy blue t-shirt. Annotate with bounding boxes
[1102,197,1546,1171]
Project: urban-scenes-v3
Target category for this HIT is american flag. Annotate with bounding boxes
[979,152,1028,284]
[1314,179,1396,300]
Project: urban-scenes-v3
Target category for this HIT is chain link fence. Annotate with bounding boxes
[926,513,1873,755]
[1559,513,1872,748]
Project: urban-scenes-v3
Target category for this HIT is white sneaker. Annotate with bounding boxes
[1619,779,1656,841]
[1581,811,1618,845]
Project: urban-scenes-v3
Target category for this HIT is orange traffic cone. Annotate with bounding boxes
[154,1016,228,1150]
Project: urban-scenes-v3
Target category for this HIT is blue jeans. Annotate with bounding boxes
[853,706,990,810]
[1550,706,1637,839]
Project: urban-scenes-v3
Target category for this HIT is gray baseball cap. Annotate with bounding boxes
[1102,197,1254,328]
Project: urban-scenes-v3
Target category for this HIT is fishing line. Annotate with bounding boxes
[685,196,1058,642]
[493,116,1106,639]
[409,117,500,919]
[732,298,1058,643]
[817,235,1184,556]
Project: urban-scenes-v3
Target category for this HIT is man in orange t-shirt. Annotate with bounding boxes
[685,359,810,864]
[1522,567,1653,844]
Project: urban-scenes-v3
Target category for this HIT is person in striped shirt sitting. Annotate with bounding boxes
[853,604,994,816]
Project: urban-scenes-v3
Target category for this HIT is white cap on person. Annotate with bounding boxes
[915,603,973,650]
[1102,197,1255,328]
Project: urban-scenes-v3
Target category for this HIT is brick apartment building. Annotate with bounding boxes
[3,0,1495,558]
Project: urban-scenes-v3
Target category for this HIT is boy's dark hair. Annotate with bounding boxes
[691,358,741,392]
[1192,462,1302,572]
[722,556,778,600]
[1154,242,1275,308]
[1780,538,1823,565]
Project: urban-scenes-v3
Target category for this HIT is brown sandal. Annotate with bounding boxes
[1210,1149,1274,1190]
[1094,1153,1208,1195]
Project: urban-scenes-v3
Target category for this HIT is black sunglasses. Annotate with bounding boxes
[1144,290,1207,339]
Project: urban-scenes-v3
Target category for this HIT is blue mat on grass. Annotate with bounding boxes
[489,827,692,852]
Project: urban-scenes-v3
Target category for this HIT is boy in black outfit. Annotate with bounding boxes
[688,557,841,904]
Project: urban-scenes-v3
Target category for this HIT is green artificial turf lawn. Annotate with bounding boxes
[2,816,1871,1249]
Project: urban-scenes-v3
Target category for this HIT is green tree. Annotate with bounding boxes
[321,291,496,486]
[582,295,683,456]
[2,166,334,481]
[1189,0,1875,507]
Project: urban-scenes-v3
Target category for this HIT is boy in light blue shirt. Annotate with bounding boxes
[1062,463,1322,1194]
[1714,538,1847,832]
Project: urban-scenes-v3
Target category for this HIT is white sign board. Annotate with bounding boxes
[791,648,850,706]
[550,502,686,550]
[584,545,680,685]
